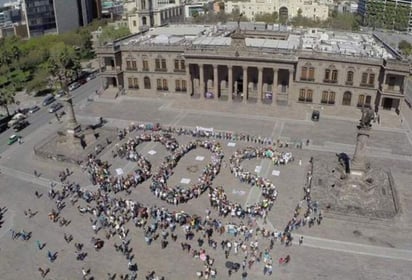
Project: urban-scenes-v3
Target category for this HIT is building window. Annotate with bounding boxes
[308,67,315,81]
[324,69,330,81]
[357,94,365,107]
[142,59,149,71]
[182,80,187,91]
[300,66,315,81]
[346,71,354,85]
[175,79,181,91]
[300,67,307,80]
[298,88,312,102]
[155,58,167,71]
[163,79,168,90]
[361,72,375,87]
[361,73,368,85]
[157,79,162,90]
[321,91,335,104]
[324,67,337,83]
[342,91,352,106]
[180,60,185,70]
[133,20,137,27]
[331,70,338,82]
[174,60,179,71]
[368,74,375,86]
[126,60,131,70]
[132,61,137,70]
[144,77,151,89]
[128,77,139,89]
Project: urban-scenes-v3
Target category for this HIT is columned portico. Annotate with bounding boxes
[243,66,248,104]
[228,66,233,101]
[199,63,205,99]
[257,67,263,104]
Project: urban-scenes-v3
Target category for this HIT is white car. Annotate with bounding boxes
[8,113,26,127]
[68,82,80,92]
[28,105,40,114]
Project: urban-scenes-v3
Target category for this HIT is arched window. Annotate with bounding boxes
[142,16,147,25]
[342,91,352,106]
[144,77,151,89]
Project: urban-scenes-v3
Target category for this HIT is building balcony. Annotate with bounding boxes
[323,79,338,84]
[174,69,186,73]
[155,68,168,72]
[125,67,138,72]
[100,66,123,74]
[360,83,375,88]
[300,77,315,82]
[345,81,353,86]
[379,84,404,96]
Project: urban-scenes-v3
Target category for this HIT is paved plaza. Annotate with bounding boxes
[1,92,412,280]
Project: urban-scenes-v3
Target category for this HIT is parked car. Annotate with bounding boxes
[311,110,320,121]
[42,94,56,106]
[49,102,63,113]
[56,89,65,98]
[8,134,21,145]
[7,113,26,127]
[68,82,80,92]
[13,120,29,132]
[28,105,40,114]
[86,73,96,81]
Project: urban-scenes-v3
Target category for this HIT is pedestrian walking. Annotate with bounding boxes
[299,236,304,245]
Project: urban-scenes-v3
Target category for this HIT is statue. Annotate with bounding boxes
[237,12,244,31]
[357,106,374,130]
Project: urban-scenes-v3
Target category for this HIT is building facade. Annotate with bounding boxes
[95,25,411,112]
[125,0,184,33]
[23,0,98,37]
[225,0,330,21]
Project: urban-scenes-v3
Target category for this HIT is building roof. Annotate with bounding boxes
[110,24,397,60]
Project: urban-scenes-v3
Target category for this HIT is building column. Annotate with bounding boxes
[186,64,192,97]
[228,66,233,101]
[213,64,218,99]
[258,67,263,104]
[199,63,205,99]
[272,69,278,105]
[288,69,294,90]
[243,66,248,104]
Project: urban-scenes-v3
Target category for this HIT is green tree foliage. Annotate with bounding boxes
[398,40,412,55]
[254,12,278,23]
[0,84,15,116]
[46,42,81,92]
[99,26,131,45]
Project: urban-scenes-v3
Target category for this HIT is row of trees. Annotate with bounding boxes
[192,8,361,32]
[365,0,410,31]
[0,19,124,116]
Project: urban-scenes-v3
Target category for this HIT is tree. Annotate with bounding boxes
[0,84,16,116]
[398,40,412,56]
[255,12,277,23]
[99,26,131,45]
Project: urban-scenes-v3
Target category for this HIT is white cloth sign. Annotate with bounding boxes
[195,156,205,161]
[148,150,157,155]
[272,170,280,176]
[180,178,191,184]
[227,142,236,147]
[255,166,262,173]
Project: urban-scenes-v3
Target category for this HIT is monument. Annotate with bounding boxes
[350,106,374,176]
[309,107,399,218]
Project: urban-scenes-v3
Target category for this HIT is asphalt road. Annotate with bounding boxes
[0,78,101,154]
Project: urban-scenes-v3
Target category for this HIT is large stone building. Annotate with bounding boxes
[224,0,330,21]
[95,24,411,112]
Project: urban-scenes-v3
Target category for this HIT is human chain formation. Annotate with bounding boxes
[6,123,321,280]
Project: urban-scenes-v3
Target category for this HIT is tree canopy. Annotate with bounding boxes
[0,19,105,115]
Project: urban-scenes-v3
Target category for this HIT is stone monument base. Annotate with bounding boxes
[311,154,399,219]
[34,125,117,165]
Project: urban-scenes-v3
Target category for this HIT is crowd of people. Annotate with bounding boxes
[6,122,322,279]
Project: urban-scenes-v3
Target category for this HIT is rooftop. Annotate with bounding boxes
[105,24,397,60]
